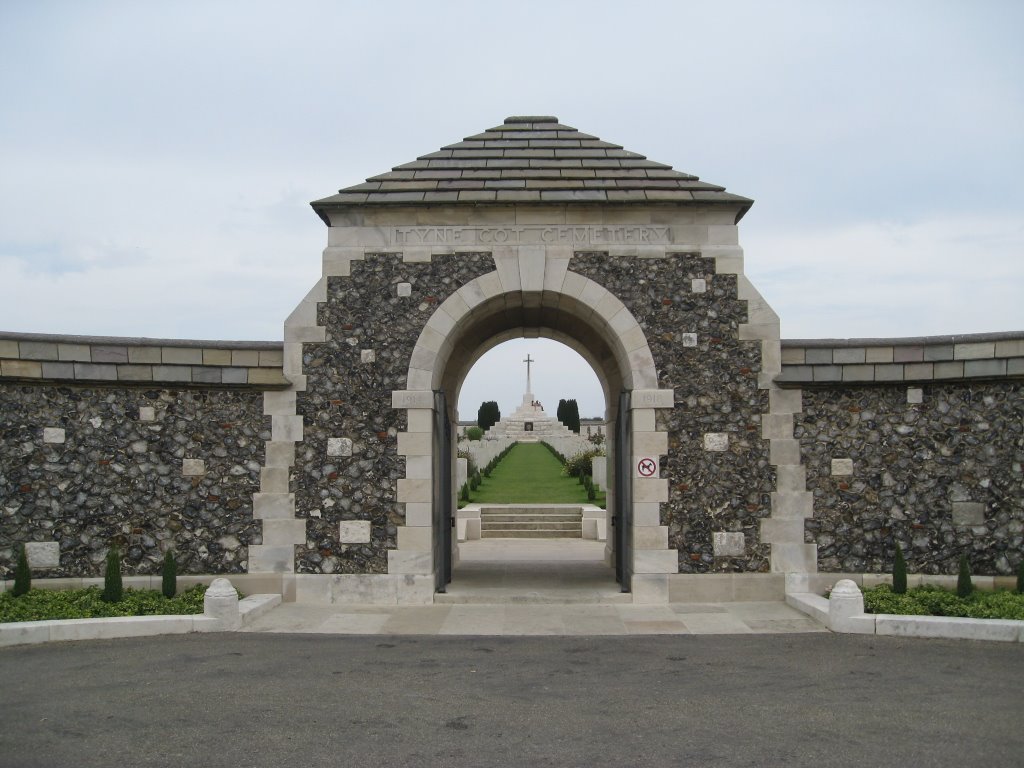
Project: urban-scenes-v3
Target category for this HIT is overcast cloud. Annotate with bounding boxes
[1,0,1021,419]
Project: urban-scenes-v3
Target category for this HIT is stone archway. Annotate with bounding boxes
[391,259,676,602]
[247,116,817,607]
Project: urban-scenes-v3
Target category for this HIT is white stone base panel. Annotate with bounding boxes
[294,574,435,605]
[667,573,785,603]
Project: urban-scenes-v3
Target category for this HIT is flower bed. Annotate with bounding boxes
[863,584,1024,621]
[0,585,208,623]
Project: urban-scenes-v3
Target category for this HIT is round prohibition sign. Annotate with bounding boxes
[636,457,658,478]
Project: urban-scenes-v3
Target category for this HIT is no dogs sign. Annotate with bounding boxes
[636,457,658,478]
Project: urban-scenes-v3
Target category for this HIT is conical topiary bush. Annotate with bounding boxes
[892,542,907,595]
[161,550,177,599]
[13,543,31,597]
[101,544,123,603]
[956,554,973,599]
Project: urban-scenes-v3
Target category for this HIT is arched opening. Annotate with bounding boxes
[452,337,612,601]
[396,265,669,602]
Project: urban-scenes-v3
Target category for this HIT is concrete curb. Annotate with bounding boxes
[786,585,1024,643]
[0,593,281,648]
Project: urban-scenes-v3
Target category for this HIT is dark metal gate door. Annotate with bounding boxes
[614,390,632,592]
[432,391,453,592]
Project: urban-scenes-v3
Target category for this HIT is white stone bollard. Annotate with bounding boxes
[204,578,241,631]
[828,579,874,634]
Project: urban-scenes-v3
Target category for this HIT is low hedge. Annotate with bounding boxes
[862,584,1024,621]
[0,584,208,623]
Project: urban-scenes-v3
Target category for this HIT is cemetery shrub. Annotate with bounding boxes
[861,584,1024,620]
[1017,561,1023,594]
[466,426,483,441]
[13,543,31,597]
[563,448,604,479]
[957,554,973,598]
[892,542,907,595]
[101,545,124,604]
[0,584,209,623]
[161,550,177,599]
[459,483,470,502]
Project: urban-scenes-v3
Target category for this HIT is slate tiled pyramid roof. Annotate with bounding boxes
[312,116,751,218]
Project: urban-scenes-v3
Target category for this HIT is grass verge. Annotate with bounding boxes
[863,584,1024,620]
[465,443,606,506]
[0,584,208,623]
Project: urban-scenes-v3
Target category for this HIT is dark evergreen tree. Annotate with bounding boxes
[956,554,973,598]
[161,550,177,599]
[101,545,123,603]
[1017,561,1024,595]
[13,543,31,597]
[477,401,501,432]
[556,399,567,425]
[565,399,581,433]
[892,542,907,595]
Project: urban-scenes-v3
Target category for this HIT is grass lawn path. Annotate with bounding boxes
[467,443,605,506]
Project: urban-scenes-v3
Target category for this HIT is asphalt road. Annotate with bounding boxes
[0,632,1021,767]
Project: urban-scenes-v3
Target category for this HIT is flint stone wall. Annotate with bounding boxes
[570,252,774,573]
[292,252,494,574]
[0,383,267,578]
[796,381,1023,575]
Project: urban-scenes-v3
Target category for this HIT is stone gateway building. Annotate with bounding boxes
[1,117,1021,603]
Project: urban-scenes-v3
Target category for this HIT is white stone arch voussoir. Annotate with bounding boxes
[405,270,659,396]
[389,267,677,604]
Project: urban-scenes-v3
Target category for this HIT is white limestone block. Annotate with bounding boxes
[24,541,60,568]
[396,282,412,297]
[272,414,303,443]
[182,458,206,476]
[713,532,745,557]
[360,349,376,364]
[681,333,697,347]
[907,387,923,404]
[327,437,353,457]
[391,390,434,410]
[42,427,65,444]
[339,520,372,544]
[138,406,156,422]
[691,278,707,293]
[831,458,854,476]
[253,492,295,519]
[703,433,729,451]
[632,548,679,574]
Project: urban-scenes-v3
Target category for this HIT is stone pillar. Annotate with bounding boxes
[203,578,241,631]
[828,579,874,634]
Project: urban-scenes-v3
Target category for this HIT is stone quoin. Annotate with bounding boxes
[1,116,1021,604]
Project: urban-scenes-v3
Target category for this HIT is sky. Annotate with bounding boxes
[1,1,1021,419]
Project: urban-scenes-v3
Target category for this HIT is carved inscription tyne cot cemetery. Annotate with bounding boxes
[392,225,673,247]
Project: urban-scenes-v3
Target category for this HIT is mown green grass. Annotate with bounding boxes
[862,584,1024,620]
[0,584,208,623]
[466,443,606,506]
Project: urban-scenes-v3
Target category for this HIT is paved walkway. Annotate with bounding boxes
[243,539,825,636]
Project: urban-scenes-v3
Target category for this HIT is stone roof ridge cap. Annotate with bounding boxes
[504,115,560,123]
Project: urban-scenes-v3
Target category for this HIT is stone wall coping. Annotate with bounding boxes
[782,330,1024,348]
[778,331,1024,385]
[0,330,282,350]
[0,332,288,388]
